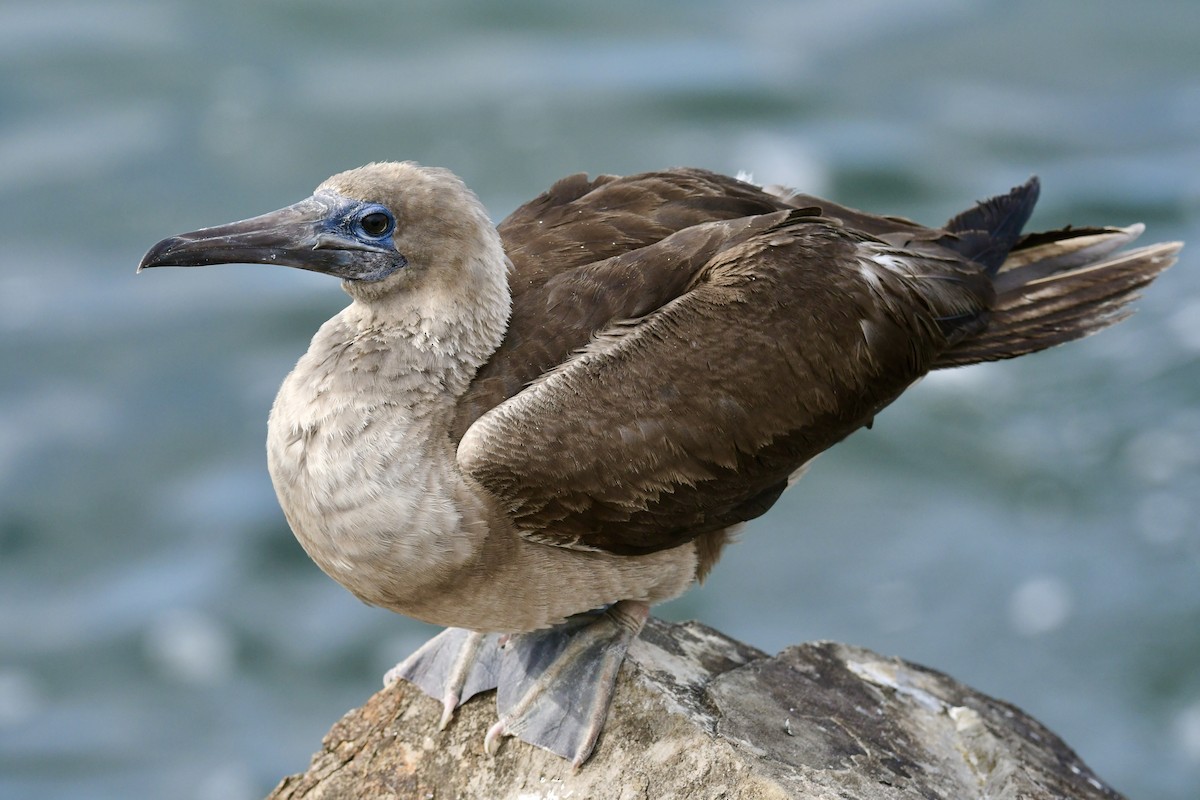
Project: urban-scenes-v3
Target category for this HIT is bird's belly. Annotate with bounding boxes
[265,396,484,613]
[268,433,702,631]
[264,387,703,632]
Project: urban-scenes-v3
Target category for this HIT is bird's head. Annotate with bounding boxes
[139,161,508,310]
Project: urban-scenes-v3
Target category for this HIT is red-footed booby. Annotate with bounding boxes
[139,162,1180,767]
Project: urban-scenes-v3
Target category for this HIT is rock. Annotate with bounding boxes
[267,618,1124,800]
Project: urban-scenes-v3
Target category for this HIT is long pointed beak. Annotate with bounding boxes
[138,194,406,282]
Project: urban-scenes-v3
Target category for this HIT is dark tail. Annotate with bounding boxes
[943,176,1041,275]
[933,196,1181,369]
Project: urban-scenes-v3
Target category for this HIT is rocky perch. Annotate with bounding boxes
[268,618,1124,799]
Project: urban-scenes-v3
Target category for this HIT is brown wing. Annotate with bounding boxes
[452,169,795,435]
[456,209,994,555]
[452,167,995,437]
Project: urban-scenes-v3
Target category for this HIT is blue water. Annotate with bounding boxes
[1,1,1197,798]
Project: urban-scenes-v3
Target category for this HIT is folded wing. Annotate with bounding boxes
[457,177,995,553]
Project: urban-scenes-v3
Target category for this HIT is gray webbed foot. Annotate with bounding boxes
[486,600,649,768]
[387,602,649,767]
[385,627,503,729]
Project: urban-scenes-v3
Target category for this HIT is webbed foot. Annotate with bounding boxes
[485,600,649,768]
[387,601,649,768]
[385,627,503,728]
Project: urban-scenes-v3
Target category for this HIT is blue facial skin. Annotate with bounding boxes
[138,191,409,282]
[309,192,409,282]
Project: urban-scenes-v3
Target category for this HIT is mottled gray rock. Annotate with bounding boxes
[268,618,1124,800]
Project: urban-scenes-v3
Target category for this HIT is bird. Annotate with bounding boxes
[139,161,1180,768]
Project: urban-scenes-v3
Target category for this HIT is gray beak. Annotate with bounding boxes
[139,193,406,282]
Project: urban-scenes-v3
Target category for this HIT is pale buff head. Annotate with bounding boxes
[140,160,513,366]
[317,162,507,309]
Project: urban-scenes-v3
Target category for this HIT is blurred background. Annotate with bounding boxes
[1,0,1197,797]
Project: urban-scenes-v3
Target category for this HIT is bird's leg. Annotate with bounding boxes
[485,599,649,769]
[384,627,503,728]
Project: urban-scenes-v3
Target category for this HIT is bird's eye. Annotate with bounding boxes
[359,211,392,237]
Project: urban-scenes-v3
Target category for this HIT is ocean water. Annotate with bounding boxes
[1,1,1197,798]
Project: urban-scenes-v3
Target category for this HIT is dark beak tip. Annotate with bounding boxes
[138,236,182,272]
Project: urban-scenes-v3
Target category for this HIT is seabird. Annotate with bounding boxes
[139,162,1180,767]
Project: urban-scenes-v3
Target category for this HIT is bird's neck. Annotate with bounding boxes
[334,304,493,401]
[338,221,513,399]
[340,261,512,398]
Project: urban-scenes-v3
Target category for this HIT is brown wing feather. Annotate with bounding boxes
[500,169,790,282]
[457,213,992,554]
[453,168,957,438]
[453,169,794,437]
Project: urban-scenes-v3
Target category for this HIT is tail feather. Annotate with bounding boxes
[943,177,1041,274]
[994,223,1145,291]
[933,225,1181,369]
